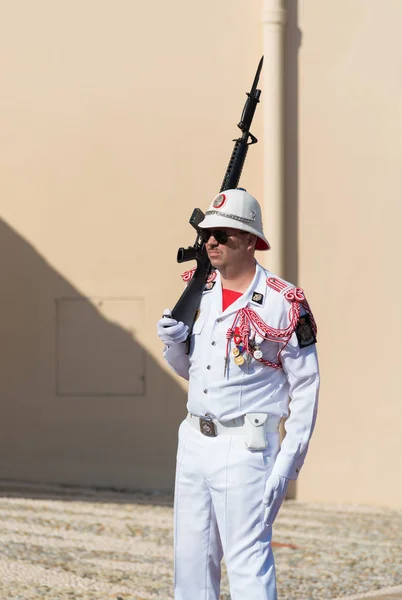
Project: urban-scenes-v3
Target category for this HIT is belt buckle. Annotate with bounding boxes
[199,417,217,437]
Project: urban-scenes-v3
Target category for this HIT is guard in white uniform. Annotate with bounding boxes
[157,189,320,600]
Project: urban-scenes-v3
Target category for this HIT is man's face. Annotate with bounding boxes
[202,227,255,270]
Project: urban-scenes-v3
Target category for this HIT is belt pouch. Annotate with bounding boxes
[244,413,268,450]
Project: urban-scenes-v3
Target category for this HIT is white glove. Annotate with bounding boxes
[157,309,189,345]
[262,473,290,526]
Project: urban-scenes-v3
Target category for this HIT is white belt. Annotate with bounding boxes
[186,412,280,437]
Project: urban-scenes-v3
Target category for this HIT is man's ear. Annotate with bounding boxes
[248,234,257,248]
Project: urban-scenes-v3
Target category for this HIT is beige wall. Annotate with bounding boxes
[0,1,262,491]
[294,0,402,508]
[0,0,401,509]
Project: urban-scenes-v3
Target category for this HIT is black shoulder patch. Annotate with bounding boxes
[296,314,317,348]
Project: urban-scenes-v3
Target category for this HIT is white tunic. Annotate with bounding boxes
[164,262,320,480]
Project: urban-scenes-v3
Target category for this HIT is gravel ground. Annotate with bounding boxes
[0,484,401,600]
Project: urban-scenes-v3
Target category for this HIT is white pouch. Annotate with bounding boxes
[244,413,268,450]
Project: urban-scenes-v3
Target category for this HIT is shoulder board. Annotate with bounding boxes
[266,276,287,293]
[181,267,196,282]
[181,268,217,283]
[266,276,305,303]
[267,276,317,341]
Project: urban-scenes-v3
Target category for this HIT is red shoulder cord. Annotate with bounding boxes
[181,268,217,283]
[225,287,317,370]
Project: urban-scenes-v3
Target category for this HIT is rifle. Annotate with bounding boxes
[171,57,264,331]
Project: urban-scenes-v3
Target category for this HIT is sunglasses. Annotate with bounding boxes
[200,229,249,245]
[200,229,230,244]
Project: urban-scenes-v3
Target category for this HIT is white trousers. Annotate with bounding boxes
[174,419,280,600]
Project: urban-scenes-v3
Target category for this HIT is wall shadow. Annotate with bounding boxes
[0,218,187,505]
[284,0,302,501]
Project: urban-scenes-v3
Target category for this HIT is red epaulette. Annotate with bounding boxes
[266,276,306,303]
[181,268,217,283]
[267,277,317,337]
[266,276,288,293]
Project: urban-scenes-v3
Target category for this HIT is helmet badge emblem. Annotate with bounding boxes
[213,194,226,209]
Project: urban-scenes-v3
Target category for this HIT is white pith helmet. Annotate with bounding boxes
[198,188,270,251]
